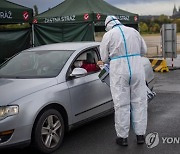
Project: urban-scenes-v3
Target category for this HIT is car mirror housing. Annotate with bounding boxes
[70,68,87,77]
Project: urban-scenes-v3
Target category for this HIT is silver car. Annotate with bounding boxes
[0,42,154,153]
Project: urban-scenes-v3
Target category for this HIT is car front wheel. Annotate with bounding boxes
[33,109,65,153]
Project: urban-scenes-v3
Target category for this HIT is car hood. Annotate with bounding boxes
[0,78,57,106]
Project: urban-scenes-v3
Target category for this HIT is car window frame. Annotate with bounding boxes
[66,46,101,81]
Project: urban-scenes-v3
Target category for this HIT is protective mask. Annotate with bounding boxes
[74,61,83,68]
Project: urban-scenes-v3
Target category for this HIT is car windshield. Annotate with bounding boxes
[0,50,74,78]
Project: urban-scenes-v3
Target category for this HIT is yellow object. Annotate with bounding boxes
[149,58,169,72]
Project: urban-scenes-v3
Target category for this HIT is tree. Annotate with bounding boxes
[0,23,30,30]
[173,19,180,32]
[33,5,39,16]
[157,15,171,26]
[139,22,148,33]
[139,14,173,34]
[150,23,160,33]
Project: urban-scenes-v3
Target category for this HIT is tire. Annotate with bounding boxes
[33,109,65,153]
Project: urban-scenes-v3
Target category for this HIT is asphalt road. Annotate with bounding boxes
[1,70,180,154]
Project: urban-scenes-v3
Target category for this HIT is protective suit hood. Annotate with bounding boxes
[105,15,121,31]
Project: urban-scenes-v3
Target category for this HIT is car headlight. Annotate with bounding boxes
[0,105,19,121]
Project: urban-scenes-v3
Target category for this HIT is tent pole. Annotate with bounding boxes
[32,24,35,47]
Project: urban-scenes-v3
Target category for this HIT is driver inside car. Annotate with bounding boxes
[73,53,100,73]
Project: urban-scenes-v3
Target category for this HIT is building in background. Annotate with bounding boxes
[172,4,180,19]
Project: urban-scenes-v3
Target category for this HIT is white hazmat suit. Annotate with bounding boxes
[100,16,147,138]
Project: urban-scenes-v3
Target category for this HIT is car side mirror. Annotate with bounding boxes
[70,68,87,77]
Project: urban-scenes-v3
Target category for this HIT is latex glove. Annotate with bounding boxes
[97,61,104,66]
[97,61,105,70]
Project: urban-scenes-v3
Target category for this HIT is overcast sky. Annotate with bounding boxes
[8,0,180,16]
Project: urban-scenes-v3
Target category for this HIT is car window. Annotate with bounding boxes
[67,48,101,79]
[75,49,100,72]
[0,50,74,78]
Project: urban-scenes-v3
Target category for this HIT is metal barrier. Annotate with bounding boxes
[147,44,159,55]
[146,43,162,58]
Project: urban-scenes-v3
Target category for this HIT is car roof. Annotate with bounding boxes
[27,42,100,51]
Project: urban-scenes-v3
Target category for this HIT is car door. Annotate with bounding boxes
[66,47,113,123]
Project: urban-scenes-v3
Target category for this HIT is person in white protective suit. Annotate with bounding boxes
[98,15,147,146]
